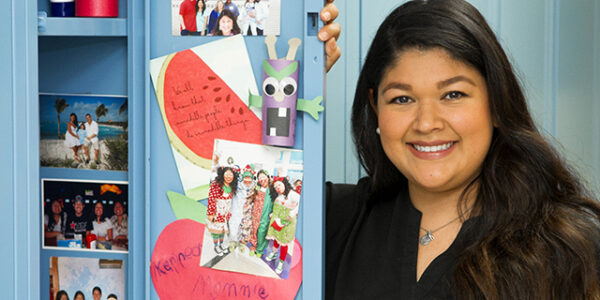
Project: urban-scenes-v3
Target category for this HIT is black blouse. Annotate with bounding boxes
[326,178,478,300]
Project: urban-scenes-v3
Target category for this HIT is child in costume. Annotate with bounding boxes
[228,164,255,252]
[265,177,300,274]
[240,170,272,257]
[207,166,239,256]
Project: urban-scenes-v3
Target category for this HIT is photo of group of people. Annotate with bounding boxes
[39,93,128,171]
[42,179,129,252]
[172,0,280,36]
[200,139,302,279]
[50,257,124,300]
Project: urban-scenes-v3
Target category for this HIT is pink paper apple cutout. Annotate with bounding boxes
[151,219,303,299]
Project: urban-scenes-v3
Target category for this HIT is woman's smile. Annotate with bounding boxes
[407,140,457,159]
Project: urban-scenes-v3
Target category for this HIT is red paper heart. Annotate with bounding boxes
[161,50,262,167]
[151,219,302,300]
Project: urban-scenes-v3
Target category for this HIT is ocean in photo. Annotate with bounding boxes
[40,121,127,140]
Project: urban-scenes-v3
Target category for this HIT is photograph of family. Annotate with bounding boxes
[39,93,128,171]
[199,139,303,279]
[171,0,281,36]
[42,179,129,252]
[50,257,124,300]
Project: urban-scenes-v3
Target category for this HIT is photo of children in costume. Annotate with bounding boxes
[199,139,302,279]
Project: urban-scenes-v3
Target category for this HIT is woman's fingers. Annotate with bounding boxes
[320,1,339,23]
[318,1,341,72]
[324,37,341,72]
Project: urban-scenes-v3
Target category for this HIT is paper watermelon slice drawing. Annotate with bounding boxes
[155,49,262,169]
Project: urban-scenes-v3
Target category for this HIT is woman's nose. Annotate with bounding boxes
[412,101,443,133]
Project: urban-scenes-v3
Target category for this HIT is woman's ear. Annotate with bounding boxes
[369,88,378,116]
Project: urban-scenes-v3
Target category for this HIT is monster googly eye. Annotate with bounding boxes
[280,77,297,96]
[263,77,279,96]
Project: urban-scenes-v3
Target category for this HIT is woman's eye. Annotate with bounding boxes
[443,91,467,100]
[390,96,412,104]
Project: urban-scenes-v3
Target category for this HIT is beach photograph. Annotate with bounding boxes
[39,93,128,171]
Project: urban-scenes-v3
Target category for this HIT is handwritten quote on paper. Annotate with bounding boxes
[162,50,262,161]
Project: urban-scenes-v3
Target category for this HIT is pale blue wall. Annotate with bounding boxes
[326,0,600,195]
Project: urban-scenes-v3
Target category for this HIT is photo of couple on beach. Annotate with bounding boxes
[39,93,128,171]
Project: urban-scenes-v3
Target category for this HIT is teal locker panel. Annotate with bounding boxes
[1,0,16,298]
[148,1,325,299]
[5,0,42,298]
[556,0,600,195]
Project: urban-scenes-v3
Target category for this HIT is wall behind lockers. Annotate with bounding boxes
[325,0,600,195]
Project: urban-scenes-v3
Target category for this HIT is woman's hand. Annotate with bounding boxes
[318,0,341,72]
[207,215,214,222]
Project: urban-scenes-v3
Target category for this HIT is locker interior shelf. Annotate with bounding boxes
[38,17,127,37]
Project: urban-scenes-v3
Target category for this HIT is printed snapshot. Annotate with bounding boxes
[42,179,129,252]
[172,0,281,36]
[50,257,124,300]
[40,93,128,171]
[200,139,303,279]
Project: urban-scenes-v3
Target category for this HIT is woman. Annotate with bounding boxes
[63,113,81,162]
[326,1,600,299]
[240,170,271,257]
[210,9,241,36]
[265,177,299,275]
[253,0,267,36]
[44,199,66,246]
[195,0,210,36]
[207,166,239,256]
[109,201,128,249]
[73,291,85,300]
[207,0,224,35]
[240,0,257,36]
[91,202,113,243]
[228,165,255,252]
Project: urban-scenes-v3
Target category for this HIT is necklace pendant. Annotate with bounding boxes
[419,231,434,246]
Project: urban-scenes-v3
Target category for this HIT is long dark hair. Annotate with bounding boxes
[47,199,65,231]
[196,0,206,14]
[55,290,69,300]
[69,113,78,127]
[215,166,239,196]
[270,177,292,201]
[74,290,85,299]
[352,0,600,299]
[211,9,241,36]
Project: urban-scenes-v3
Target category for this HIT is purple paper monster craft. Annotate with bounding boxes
[249,36,324,147]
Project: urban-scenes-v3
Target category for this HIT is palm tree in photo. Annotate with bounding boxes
[119,99,127,115]
[95,103,109,123]
[54,98,69,139]
[118,100,128,130]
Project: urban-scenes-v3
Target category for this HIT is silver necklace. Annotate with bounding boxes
[419,206,473,246]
